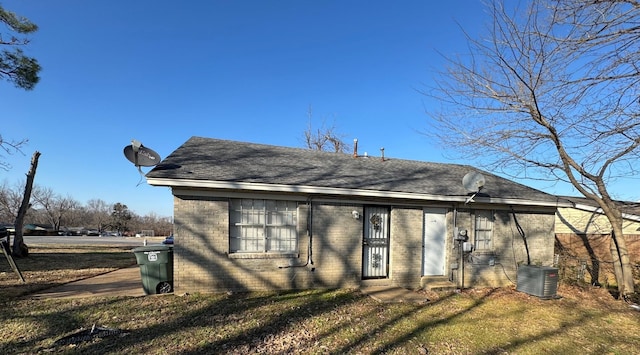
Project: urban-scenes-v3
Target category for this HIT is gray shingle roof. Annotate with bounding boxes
[146,136,562,205]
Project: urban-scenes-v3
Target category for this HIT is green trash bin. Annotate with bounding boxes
[132,245,174,294]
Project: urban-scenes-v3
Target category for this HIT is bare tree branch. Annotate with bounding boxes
[302,106,350,153]
[425,0,639,296]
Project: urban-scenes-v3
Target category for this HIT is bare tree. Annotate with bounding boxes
[31,186,55,224]
[303,106,350,153]
[62,203,86,229]
[0,180,23,222]
[0,136,28,171]
[32,187,79,231]
[125,211,172,237]
[427,0,638,297]
[86,198,112,231]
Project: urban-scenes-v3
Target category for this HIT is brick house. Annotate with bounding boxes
[555,196,640,285]
[146,136,569,294]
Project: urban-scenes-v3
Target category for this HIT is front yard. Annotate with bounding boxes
[1,245,639,354]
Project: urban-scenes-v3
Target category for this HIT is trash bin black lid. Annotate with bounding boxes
[132,245,173,253]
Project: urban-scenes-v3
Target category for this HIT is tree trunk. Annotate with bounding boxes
[610,237,623,291]
[610,224,635,298]
[12,151,40,257]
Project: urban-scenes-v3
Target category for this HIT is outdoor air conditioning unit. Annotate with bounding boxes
[516,265,559,299]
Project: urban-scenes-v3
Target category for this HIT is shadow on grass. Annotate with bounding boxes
[86,290,367,354]
[1,286,639,354]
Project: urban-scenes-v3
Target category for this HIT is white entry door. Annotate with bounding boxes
[423,208,447,276]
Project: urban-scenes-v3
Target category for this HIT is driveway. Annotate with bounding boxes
[31,266,146,299]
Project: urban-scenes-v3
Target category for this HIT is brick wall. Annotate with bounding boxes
[390,207,424,288]
[172,195,229,292]
[173,196,364,293]
[555,206,640,285]
[311,203,363,288]
[555,233,640,285]
[455,209,556,287]
[173,193,557,293]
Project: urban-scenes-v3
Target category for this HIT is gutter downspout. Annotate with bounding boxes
[279,198,315,270]
[510,206,530,265]
[452,205,459,286]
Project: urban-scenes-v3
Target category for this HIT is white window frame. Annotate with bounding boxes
[474,210,494,251]
[229,199,298,253]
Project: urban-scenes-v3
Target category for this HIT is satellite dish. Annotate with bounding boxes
[123,139,161,167]
[124,139,161,186]
[462,172,485,193]
[462,172,485,204]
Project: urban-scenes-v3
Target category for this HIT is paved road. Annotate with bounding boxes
[21,235,166,247]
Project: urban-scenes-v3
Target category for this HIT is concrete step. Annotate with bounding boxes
[421,276,457,292]
[360,286,430,304]
[360,279,392,288]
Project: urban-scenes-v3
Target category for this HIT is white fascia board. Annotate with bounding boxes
[571,203,640,223]
[147,177,566,208]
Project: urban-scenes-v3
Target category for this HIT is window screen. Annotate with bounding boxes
[230,199,298,253]
[474,210,493,250]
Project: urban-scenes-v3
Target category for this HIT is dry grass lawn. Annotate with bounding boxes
[1,245,639,354]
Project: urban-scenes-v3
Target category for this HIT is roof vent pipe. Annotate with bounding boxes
[380,147,385,161]
[353,139,358,158]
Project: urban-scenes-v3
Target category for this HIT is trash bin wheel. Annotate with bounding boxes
[157,281,173,294]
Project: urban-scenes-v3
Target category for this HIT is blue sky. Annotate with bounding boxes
[2,1,635,218]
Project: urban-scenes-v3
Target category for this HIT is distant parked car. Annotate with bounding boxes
[100,231,122,237]
[162,234,174,245]
[85,229,100,236]
[0,224,15,236]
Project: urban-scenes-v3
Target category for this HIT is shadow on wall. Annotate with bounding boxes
[173,197,367,293]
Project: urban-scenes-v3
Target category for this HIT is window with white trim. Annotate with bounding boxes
[229,199,298,253]
[474,210,493,250]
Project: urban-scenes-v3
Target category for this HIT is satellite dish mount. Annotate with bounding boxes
[462,172,486,204]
